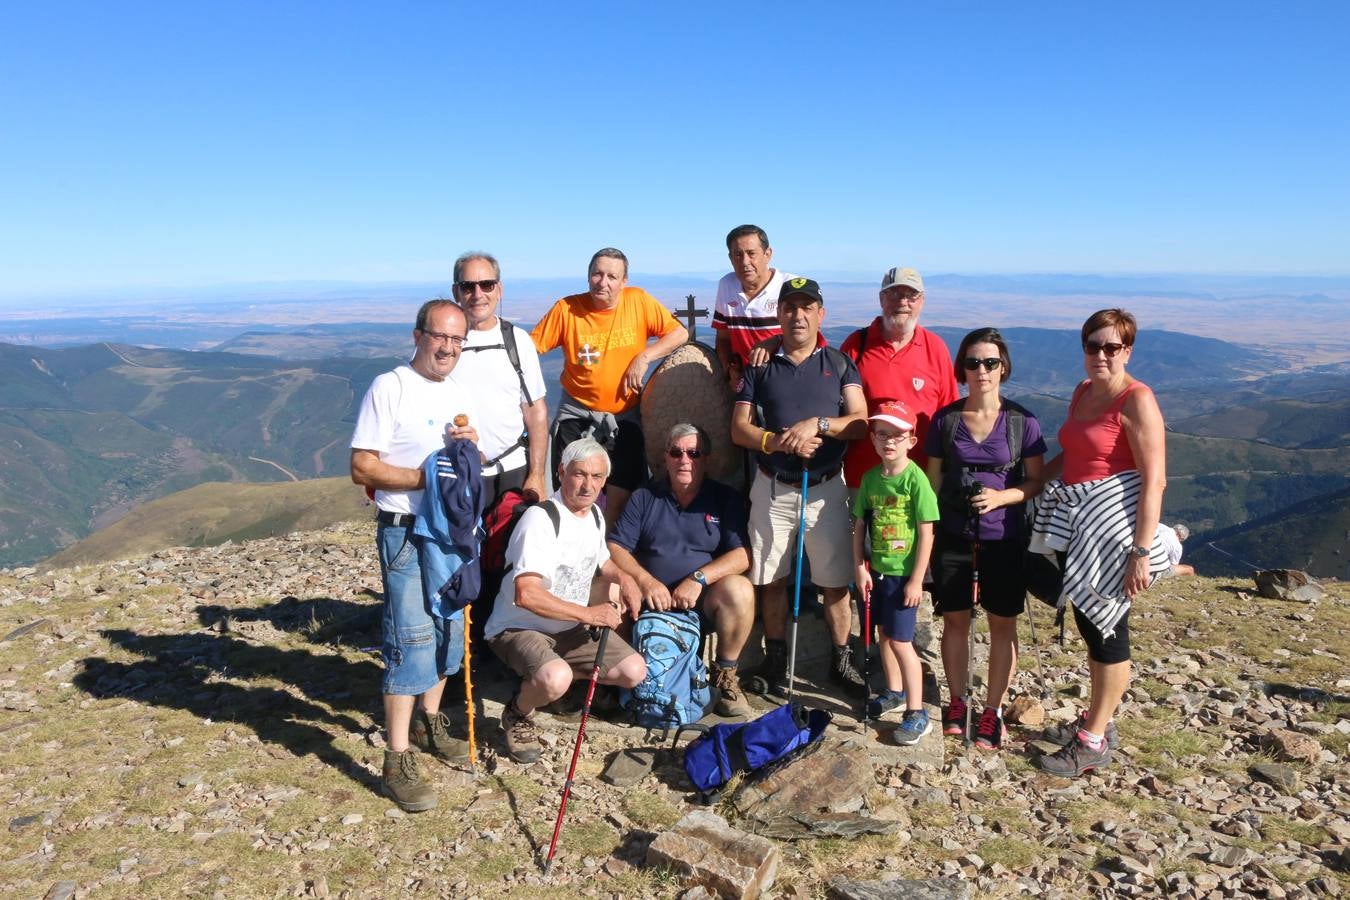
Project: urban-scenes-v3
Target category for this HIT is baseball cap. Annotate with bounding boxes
[880,267,924,293]
[869,400,916,432]
[777,276,824,306]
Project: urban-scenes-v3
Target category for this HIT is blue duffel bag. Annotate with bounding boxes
[682,702,830,794]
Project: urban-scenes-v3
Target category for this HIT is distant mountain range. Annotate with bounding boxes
[2,321,1347,572]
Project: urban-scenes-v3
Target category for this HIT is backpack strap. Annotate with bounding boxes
[463,321,533,468]
[541,498,602,536]
[847,326,868,364]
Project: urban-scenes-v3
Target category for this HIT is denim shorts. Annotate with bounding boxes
[378,522,464,696]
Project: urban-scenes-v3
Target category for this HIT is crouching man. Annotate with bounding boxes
[607,423,756,717]
[484,437,646,763]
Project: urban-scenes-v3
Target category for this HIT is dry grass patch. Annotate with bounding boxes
[977,835,1040,870]
[622,790,682,830]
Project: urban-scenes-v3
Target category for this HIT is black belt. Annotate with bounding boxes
[758,464,841,489]
[376,510,416,527]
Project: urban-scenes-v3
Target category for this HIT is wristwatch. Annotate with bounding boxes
[692,570,708,587]
[817,416,830,436]
[1129,545,1150,558]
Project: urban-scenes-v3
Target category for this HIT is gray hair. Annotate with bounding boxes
[415,298,463,332]
[667,422,710,454]
[1172,523,1190,542]
[452,252,500,284]
[559,437,611,476]
[588,247,629,279]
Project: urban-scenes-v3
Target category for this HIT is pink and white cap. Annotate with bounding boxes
[869,400,916,432]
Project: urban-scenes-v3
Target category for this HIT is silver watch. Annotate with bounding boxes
[817,416,830,435]
[1129,545,1150,558]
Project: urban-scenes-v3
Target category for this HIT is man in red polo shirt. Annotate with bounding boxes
[840,266,959,485]
[839,266,958,716]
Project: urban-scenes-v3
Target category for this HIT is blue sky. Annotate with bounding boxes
[2,2,1347,301]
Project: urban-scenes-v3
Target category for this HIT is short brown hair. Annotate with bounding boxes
[1081,308,1137,347]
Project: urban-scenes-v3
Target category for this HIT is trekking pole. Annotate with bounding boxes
[462,603,477,773]
[966,502,980,747]
[785,464,809,703]
[1022,594,1048,699]
[543,627,609,875]
[861,580,872,736]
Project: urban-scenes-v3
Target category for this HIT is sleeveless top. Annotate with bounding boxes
[1059,381,1146,485]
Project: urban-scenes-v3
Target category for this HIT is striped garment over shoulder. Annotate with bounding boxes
[1027,471,1171,638]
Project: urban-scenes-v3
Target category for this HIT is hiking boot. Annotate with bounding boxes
[712,664,753,718]
[409,709,470,765]
[829,644,866,699]
[866,689,906,719]
[382,749,436,812]
[1038,732,1111,776]
[891,709,932,746]
[501,698,542,764]
[1042,714,1120,750]
[942,696,969,736]
[974,707,1006,751]
[743,642,789,699]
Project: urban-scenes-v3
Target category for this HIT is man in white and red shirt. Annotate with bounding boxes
[712,224,798,390]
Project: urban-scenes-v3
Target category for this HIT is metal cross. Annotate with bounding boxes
[673,294,709,343]
[577,343,601,366]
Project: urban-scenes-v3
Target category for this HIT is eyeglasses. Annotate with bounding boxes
[419,330,465,347]
[666,448,704,460]
[962,357,1002,372]
[1083,340,1126,357]
[455,279,499,294]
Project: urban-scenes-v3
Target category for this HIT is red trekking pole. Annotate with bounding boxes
[542,627,609,874]
[861,581,872,736]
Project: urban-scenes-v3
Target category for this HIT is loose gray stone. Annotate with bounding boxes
[828,877,974,900]
[1208,845,1253,868]
[646,810,779,900]
[1,618,50,643]
[44,883,77,900]
[1249,762,1300,793]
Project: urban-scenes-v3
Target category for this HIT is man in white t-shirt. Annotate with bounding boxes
[712,224,798,391]
[449,252,549,504]
[350,299,479,812]
[485,438,646,764]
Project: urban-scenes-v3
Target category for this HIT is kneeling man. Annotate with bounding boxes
[607,424,755,717]
[485,437,646,763]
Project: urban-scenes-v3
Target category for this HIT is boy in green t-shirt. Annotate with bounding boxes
[851,401,940,746]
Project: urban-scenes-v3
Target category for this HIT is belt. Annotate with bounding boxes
[376,510,416,527]
[758,463,841,489]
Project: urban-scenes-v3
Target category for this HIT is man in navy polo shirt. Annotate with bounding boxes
[607,423,755,717]
[730,277,869,699]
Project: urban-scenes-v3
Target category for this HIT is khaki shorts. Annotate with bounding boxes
[747,469,854,589]
[489,625,637,681]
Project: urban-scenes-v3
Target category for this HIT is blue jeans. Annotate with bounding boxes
[377,522,464,696]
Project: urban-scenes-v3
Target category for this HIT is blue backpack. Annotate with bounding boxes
[620,610,710,729]
[683,702,831,794]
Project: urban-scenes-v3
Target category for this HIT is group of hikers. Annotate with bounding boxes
[349,225,1175,813]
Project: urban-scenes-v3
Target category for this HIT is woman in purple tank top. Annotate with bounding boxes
[923,328,1047,751]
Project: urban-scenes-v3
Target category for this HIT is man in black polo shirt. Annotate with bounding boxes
[607,423,755,717]
[731,277,869,699]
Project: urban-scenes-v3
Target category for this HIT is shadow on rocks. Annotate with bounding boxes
[75,628,383,793]
[196,594,382,647]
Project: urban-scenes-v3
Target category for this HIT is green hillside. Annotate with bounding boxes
[1187,487,1350,578]
[42,476,372,569]
[1170,396,1350,448]
[0,342,396,566]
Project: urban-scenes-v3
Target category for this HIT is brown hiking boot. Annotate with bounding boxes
[409,709,470,764]
[501,698,542,764]
[382,749,436,812]
[712,664,752,718]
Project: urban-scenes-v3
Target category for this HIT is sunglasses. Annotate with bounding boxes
[962,356,1002,372]
[455,279,499,294]
[1083,340,1126,357]
[666,448,704,460]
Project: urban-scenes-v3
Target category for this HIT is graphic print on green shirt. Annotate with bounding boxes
[851,461,940,577]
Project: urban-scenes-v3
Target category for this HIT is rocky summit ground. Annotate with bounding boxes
[1,521,1347,899]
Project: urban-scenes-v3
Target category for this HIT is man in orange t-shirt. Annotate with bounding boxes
[532,247,687,526]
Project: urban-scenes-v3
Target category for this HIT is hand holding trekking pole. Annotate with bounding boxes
[543,627,610,875]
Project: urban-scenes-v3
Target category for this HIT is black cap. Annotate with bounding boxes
[777,276,824,306]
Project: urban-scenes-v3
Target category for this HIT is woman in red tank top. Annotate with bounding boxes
[1035,309,1167,777]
